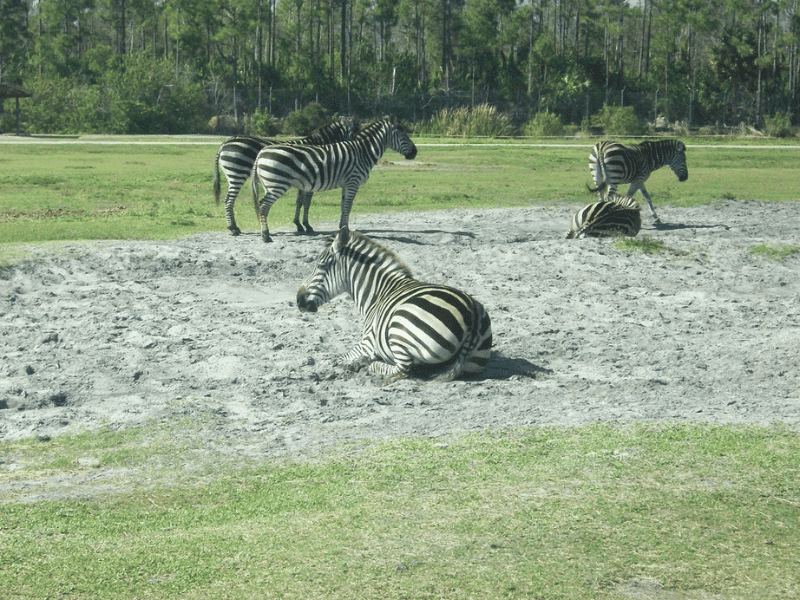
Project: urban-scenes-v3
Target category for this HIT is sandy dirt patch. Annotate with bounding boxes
[2,202,798,466]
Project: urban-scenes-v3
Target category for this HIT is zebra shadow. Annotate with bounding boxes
[649,221,731,231]
[300,228,478,247]
[475,353,553,382]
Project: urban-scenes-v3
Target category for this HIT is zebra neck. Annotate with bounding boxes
[641,144,671,170]
[355,127,389,162]
[351,273,415,316]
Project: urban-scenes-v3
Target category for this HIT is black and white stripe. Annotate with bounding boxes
[251,115,417,243]
[213,116,359,236]
[566,195,642,239]
[296,228,493,382]
[588,139,688,222]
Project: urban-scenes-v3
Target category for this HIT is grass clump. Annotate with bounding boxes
[416,104,513,137]
[749,243,800,260]
[612,235,670,254]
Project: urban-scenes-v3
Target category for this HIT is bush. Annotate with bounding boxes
[248,109,280,136]
[283,102,330,135]
[762,113,795,138]
[592,106,647,136]
[417,104,513,137]
[524,112,566,137]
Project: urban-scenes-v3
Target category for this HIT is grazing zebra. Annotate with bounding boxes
[588,139,688,222]
[251,115,417,243]
[296,227,493,382]
[213,116,359,236]
[565,195,642,239]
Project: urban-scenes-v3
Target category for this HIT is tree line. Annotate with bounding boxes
[1,0,799,135]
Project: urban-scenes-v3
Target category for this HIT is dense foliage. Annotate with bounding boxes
[1,0,800,135]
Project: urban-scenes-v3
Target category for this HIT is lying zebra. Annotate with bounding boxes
[297,227,493,382]
[565,195,642,239]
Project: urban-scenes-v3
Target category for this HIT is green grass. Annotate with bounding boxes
[611,235,672,254]
[2,423,798,599]
[749,243,800,260]
[2,139,800,256]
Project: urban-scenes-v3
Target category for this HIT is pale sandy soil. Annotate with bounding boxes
[1,201,799,500]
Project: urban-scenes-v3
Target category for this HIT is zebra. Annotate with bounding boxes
[565,195,642,239]
[213,116,359,236]
[296,227,493,382]
[250,115,417,243]
[588,139,688,222]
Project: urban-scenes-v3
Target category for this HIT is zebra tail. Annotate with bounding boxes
[586,182,606,195]
[213,149,221,205]
[250,163,260,212]
[430,303,490,383]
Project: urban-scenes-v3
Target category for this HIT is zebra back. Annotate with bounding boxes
[297,228,491,381]
[299,116,361,146]
[566,195,642,239]
[213,116,359,205]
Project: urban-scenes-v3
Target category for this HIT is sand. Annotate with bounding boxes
[2,201,799,466]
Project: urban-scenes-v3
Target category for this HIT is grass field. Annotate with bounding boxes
[2,423,799,599]
[1,137,799,599]
[2,137,800,248]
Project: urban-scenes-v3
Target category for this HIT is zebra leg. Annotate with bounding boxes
[368,361,408,384]
[337,341,375,372]
[338,186,359,230]
[301,192,314,233]
[293,191,314,234]
[256,193,282,243]
[224,189,241,236]
[631,184,661,222]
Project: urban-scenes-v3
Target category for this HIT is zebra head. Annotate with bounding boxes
[296,227,353,314]
[383,115,418,160]
[669,140,688,182]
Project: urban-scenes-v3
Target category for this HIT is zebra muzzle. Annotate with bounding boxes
[296,288,318,313]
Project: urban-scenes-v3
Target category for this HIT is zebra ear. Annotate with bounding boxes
[334,227,350,252]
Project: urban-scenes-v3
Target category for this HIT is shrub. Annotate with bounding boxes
[524,111,566,137]
[417,104,513,138]
[762,113,795,138]
[593,106,647,136]
[248,109,280,136]
[283,102,329,135]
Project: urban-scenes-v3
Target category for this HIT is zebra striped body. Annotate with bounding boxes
[566,195,642,239]
[251,116,417,243]
[297,228,492,382]
[588,139,687,222]
[213,116,359,236]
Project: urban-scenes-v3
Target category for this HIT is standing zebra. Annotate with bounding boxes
[213,116,359,236]
[251,115,417,243]
[588,139,688,222]
[297,227,493,382]
[565,195,642,239]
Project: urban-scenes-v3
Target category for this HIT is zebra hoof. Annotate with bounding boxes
[229,228,241,236]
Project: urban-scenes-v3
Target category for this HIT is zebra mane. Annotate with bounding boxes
[607,194,641,209]
[337,230,414,279]
[354,115,405,138]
